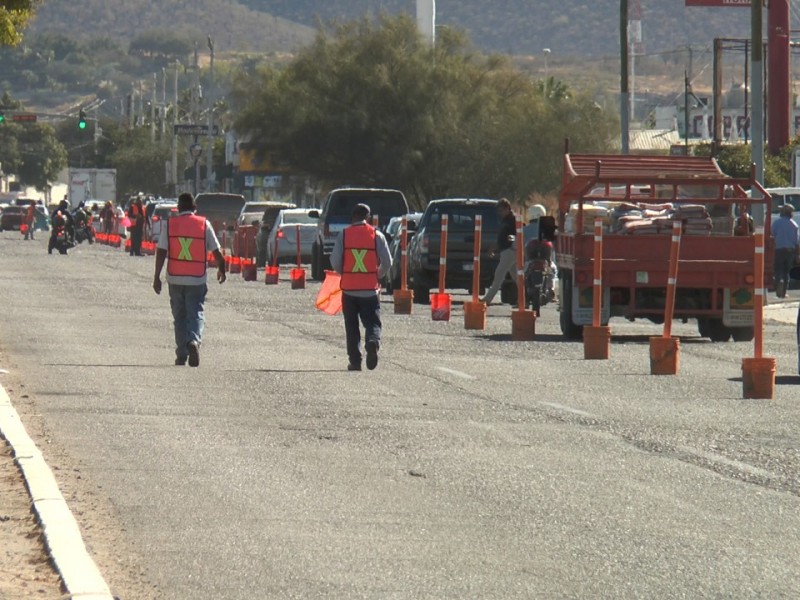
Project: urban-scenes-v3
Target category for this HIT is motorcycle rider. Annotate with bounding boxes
[72,201,95,244]
[48,199,75,254]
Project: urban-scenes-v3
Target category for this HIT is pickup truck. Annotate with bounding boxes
[555,153,773,342]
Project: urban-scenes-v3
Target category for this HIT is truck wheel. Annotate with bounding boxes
[697,318,712,339]
[311,244,323,281]
[413,285,430,305]
[731,326,755,342]
[707,318,732,342]
[559,271,583,340]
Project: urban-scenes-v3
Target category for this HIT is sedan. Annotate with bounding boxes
[149,203,178,243]
[0,205,25,231]
[264,208,317,266]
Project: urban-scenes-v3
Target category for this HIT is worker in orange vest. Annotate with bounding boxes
[330,203,392,371]
[153,192,226,367]
[23,202,36,240]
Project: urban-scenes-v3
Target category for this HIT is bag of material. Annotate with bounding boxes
[315,271,342,315]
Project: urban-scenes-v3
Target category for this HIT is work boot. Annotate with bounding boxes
[347,362,362,371]
[366,340,379,370]
[776,281,786,299]
[187,340,200,367]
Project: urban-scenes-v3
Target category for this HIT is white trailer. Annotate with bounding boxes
[68,168,116,208]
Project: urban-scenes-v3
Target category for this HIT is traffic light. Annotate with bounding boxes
[0,112,4,124]
[78,109,86,130]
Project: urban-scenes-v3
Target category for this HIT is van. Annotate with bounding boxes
[763,187,800,228]
[193,193,247,251]
[309,187,410,280]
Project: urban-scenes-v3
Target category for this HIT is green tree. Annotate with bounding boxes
[109,127,172,197]
[0,0,39,47]
[233,14,616,207]
[14,121,67,189]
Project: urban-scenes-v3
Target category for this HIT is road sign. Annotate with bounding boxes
[11,114,37,122]
[173,124,219,136]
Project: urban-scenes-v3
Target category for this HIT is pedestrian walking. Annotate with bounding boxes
[128,196,145,256]
[481,198,518,305]
[153,192,226,367]
[23,202,36,240]
[331,203,392,371]
[100,201,115,235]
[771,204,799,298]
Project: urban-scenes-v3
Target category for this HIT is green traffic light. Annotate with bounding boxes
[79,120,86,129]
[0,113,4,124]
[78,109,86,129]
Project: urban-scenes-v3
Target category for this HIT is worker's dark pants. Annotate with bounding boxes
[774,248,795,294]
[130,226,144,256]
[342,293,381,366]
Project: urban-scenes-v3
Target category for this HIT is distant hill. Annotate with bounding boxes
[237,0,764,57]
[25,0,775,58]
[26,0,315,53]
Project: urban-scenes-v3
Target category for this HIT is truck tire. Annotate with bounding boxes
[413,285,430,305]
[311,244,323,281]
[697,318,712,339]
[707,318,732,342]
[731,326,755,342]
[559,271,583,340]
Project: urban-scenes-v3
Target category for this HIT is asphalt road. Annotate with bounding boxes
[1,231,800,599]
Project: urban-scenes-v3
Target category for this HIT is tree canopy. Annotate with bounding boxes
[0,0,38,46]
[232,15,616,207]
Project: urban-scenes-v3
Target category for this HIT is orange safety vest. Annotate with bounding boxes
[340,223,380,291]
[167,214,207,278]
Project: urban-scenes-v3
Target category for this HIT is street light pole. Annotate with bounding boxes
[620,0,630,154]
[751,0,765,224]
[206,35,214,193]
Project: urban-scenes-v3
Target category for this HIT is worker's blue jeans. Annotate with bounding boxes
[342,293,381,366]
[168,283,207,360]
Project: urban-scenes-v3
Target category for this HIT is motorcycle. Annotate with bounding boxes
[52,222,76,254]
[74,221,95,245]
[72,211,95,245]
[524,237,556,315]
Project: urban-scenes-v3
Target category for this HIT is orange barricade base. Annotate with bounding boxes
[431,292,451,321]
[393,289,413,315]
[464,300,486,330]
[583,325,611,360]
[290,267,306,289]
[511,309,535,340]
[265,265,279,285]
[741,357,776,399]
[649,336,680,375]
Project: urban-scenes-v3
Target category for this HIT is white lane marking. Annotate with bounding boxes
[435,367,476,380]
[538,401,594,418]
[677,445,776,480]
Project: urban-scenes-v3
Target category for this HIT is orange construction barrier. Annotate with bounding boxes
[315,271,342,315]
[431,214,450,321]
[291,224,306,289]
[393,216,413,314]
[229,256,242,274]
[511,216,535,340]
[584,218,610,359]
[464,214,486,330]
[742,227,776,398]
[650,221,682,375]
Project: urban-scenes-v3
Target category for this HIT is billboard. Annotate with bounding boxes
[685,0,750,6]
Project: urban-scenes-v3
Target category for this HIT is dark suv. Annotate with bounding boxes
[310,187,409,281]
[406,199,504,304]
[194,193,246,250]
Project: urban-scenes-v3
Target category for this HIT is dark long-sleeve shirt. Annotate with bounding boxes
[497,213,517,251]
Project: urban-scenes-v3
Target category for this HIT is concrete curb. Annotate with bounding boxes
[0,384,114,600]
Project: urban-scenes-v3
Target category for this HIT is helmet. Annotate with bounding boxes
[526,204,547,221]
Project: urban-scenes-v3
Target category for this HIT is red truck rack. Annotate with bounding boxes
[555,153,773,342]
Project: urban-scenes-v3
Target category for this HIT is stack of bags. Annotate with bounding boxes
[673,204,712,235]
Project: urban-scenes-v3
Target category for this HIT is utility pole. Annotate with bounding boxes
[620,0,630,154]
[751,0,765,224]
[206,35,214,194]
[150,73,156,144]
[172,60,180,196]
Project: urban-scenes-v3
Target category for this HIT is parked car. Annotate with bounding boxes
[149,202,179,243]
[236,201,274,228]
[254,201,298,267]
[406,198,506,304]
[263,208,318,265]
[310,187,410,281]
[194,192,247,251]
[0,205,25,231]
[386,212,423,292]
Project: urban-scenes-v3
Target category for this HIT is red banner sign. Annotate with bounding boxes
[685,0,750,6]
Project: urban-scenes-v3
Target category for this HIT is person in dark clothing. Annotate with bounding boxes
[48,200,75,254]
[128,196,145,256]
[481,198,518,305]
